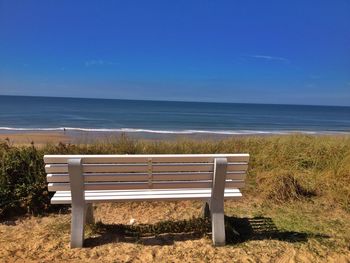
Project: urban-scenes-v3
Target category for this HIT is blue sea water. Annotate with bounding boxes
[0,95,349,135]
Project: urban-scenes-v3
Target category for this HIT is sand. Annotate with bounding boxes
[0,130,265,146]
[1,199,349,262]
[0,132,72,146]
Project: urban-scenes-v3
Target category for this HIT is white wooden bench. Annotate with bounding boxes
[44,153,249,248]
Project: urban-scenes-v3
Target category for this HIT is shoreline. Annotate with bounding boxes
[1,127,349,135]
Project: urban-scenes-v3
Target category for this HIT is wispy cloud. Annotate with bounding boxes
[85,60,117,67]
[247,55,290,63]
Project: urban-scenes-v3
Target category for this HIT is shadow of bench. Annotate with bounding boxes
[84,216,329,247]
[224,216,329,244]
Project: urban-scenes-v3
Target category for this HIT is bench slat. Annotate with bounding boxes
[51,189,243,204]
[45,163,248,174]
[44,154,249,164]
[53,188,241,196]
[48,180,245,191]
[47,172,246,183]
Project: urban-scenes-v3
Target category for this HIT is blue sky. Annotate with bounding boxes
[0,1,349,106]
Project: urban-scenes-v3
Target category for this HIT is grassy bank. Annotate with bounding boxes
[1,134,350,261]
[1,134,349,217]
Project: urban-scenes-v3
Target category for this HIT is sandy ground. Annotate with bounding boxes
[1,199,349,262]
[0,130,263,146]
[0,132,72,146]
[1,130,348,147]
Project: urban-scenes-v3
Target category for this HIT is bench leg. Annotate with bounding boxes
[211,210,225,246]
[68,158,85,248]
[211,158,227,246]
[71,203,85,248]
[202,201,210,219]
[85,203,94,224]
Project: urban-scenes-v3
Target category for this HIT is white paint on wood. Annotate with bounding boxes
[47,172,246,183]
[48,180,245,191]
[50,188,242,204]
[45,163,248,174]
[44,154,250,164]
[53,188,241,196]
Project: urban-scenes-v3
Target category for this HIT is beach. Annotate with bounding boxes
[0,132,72,146]
[0,130,271,146]
[2,0,349,261]
[2,130,348,147]
[0,96,349,262]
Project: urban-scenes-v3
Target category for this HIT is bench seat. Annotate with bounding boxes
[51,188,242,204]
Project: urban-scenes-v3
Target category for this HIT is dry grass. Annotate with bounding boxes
[1,134,350,261]
[256,169,316,203]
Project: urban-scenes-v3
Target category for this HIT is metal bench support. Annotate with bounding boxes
[211,158,227,246]
[68,158,85,248]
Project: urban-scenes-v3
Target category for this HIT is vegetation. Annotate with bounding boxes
[1,134,350,261]
[0,134,349,218]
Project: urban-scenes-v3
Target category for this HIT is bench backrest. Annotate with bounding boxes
[45,154,249,192]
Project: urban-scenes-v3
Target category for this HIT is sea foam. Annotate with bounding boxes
[0,127,348,135]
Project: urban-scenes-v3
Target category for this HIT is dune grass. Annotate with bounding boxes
[70,134,350,211]
[0,134,349,217]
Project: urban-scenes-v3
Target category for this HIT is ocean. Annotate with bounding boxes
[0,95,349,135]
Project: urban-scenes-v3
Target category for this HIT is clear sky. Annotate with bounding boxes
[0,1,349,106]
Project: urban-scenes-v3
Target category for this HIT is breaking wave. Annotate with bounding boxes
[0,127,348,135]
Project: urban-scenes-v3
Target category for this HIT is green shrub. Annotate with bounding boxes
[0,142,49,217]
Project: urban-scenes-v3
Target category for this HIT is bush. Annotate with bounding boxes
[256,169,316,203]
[0,142,49,217]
